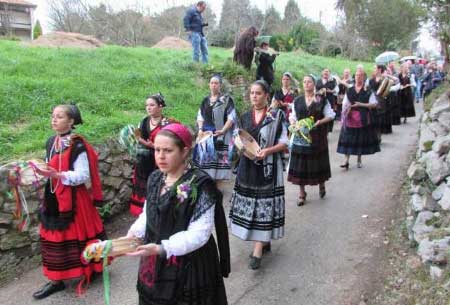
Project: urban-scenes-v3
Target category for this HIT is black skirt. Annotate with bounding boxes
[137,237,227,305]
[378,110,393,134]
[388,92,401,125]
[399,88,416,118]
[337,125,381,156]
[288,148,331,185]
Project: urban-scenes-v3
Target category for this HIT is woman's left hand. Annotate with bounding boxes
[313,120,321,128]
[256,148,269,160]
[126,243,160,257]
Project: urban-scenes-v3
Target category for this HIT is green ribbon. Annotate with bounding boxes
[102,240,113,305]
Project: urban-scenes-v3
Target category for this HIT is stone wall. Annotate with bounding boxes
[0,138,133,284]
[406,89,450,281]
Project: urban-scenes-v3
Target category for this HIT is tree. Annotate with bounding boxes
[336,0,423,51]
[290,16,326,54]
[419,0,450,70]
[261,5,282,36]
[216,0,253,46]
[0,3,13,36]
[283,0,301,33]
[47,0,90,33]
[33,20,43,39]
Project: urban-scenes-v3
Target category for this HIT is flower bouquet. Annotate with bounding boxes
[288,116,315,149]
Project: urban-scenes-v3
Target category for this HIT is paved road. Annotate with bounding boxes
[0,106,420,305]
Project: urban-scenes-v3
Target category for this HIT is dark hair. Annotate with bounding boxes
[157,129,186,151]
[56,104,83,128]
[252,80,270,94]
[197,1,206,6]
[376,65,386,73]
[146,93,166,107]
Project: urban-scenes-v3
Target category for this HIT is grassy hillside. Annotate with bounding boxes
[0,41,370,161]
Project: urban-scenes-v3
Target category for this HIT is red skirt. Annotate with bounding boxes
[40,186,107,281]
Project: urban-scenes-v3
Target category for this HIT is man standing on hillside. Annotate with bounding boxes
[183,1,209,64]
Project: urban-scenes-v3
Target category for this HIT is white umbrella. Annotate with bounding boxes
[375,51,400,65]
[400,55,418,62]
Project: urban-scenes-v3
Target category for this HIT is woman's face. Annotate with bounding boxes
[401,65,409,74]
[209,78,221,94]
[281,76,291,87]
[154,134,189,174]
[145,98,162,117]
[355,70,364,85]
[303,77,315,93]
[343,69,350,78]
[250,84,268,108]
[322,69,330,79]
[51,106,74,134]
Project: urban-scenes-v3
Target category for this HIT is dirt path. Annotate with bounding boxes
[0,105,420,305]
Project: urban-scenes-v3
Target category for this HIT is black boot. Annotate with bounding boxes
[33,281,65,300]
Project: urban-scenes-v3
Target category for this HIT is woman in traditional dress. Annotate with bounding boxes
[195,75,237,186]
[398,63,416,123]
[130,94,177,216]
[337,68,380,169]
[385,68,401,126]
[229,80,288,270]
[369,65,395,136]
[32,105,106,299]
[255,42,277,89]
[233,26,259,70]
[288,75,336,206]
[126,123,230,305]
[272,72,299,120]
[316,68,339,132]
[337,68,353,121]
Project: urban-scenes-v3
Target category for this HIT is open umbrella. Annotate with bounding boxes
[400,55,418,63]
[375,51,400,65]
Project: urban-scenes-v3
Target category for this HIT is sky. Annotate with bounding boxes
[29,0,439,54]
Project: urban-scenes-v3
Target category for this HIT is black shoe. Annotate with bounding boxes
[340,162,349,170]
[249,255,262,270]
[33,281,65,300]
[297,192,307,206]
[319,186,326,199]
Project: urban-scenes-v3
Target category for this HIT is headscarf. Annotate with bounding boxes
[160,123,193,149]
[210,74,223,85]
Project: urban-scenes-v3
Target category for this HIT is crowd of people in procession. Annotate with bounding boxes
[27,2,448,304]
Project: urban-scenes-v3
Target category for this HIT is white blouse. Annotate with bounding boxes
[289,99,336,124]
[60,152,90,186]
[128,200,215,259]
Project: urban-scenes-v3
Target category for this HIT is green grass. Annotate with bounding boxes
[0,41,370,161]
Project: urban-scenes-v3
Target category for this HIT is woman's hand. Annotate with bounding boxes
[138,137,153,148]
[313,120,322,128]
[256,148,269,160]
[351,102,363,108]
[34,165,61,179]
[214,129,225,137]
[126,243,160,257]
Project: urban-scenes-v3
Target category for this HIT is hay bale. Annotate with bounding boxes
[28,32,104,49]
[152,36,191,50]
